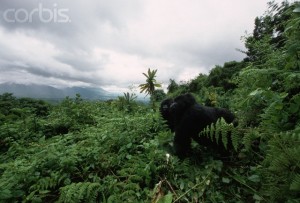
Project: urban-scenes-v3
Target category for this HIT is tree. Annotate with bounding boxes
[206,61,244,91]
[188,74,208,93]
[244,1,295,63]
[167,79,179,93]
[139,68,162,110]
[139,68,161,96]
[150,89,166,103]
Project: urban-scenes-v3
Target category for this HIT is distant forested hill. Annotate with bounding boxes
[0,83,116,100]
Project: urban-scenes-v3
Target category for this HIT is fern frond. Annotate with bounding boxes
[261,131,300,199]
[29,172,67,191]
[199,118,239,151]
[215,121,221,145]
[290,174,300,191]
[231,127,239,151]
[242,129,260,151]
[210,124,215,143]
[221,126,228,150]
[58,182,101,203]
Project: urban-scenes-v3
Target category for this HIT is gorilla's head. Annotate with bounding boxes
[172,93,196,109]
[160,98,173,114]
[160,98,175,132]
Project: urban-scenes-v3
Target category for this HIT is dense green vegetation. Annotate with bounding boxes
[0,1,299,202]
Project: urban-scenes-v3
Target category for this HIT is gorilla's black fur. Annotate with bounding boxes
[160,93,236,158]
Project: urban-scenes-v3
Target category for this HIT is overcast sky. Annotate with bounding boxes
[0,0,286,93]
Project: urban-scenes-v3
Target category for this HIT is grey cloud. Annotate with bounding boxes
[3,63,102,86]
[55,55,102,72]
[166,39,245,69]
[0,0,140,34]
[0,0,60,29]
[0,0,269,92]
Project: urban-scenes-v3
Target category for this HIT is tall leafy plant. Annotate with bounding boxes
[139,68,162,109]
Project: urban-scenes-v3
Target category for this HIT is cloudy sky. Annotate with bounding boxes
[0,0,284,93]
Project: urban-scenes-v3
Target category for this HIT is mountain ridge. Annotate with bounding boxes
[0,83,116,100]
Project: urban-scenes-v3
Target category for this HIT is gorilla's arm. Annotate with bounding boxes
[190,105,235,153]
[172,104,218,157]
[216,108,236,124]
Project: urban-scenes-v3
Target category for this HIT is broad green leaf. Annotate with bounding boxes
[222,177,231,183]
[248,175,260,183]
[158,193,173,203]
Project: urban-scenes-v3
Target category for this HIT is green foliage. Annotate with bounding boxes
[42,94,96,137]
[242,128,261,151]
[186,74,208,94]
[244,1,296,63]
[113,92,138,113]
[229,2,300,202]
[58,182,101,203]
[207,61,245,91]
[285,5,300,70]
[0,93,259,202]
[0,93,51,153]
[0,98,168,202]
[150,89,166,103]
[260,131,300,201]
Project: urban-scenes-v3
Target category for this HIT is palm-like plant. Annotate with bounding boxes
[139,68,161,96]
[139,68,162,110]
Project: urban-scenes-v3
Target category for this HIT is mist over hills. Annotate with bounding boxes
[0,83,117,100]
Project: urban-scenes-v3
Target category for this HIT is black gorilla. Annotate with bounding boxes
[160,93,236,158]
